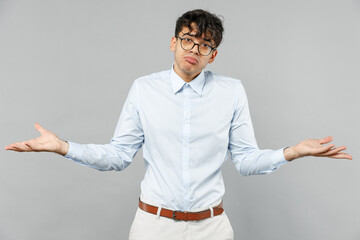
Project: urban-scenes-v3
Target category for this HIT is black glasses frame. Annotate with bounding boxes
[176,35,216,56]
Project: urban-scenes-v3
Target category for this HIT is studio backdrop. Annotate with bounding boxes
[1,0,359,240]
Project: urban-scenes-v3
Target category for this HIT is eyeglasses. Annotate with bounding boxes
[176,35,216,56]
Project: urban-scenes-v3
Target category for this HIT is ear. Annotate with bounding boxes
[170,36,177,52]
[208,49,218,64]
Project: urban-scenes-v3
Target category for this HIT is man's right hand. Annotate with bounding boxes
[5,123,69,156]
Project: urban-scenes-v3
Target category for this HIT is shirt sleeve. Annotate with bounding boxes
[228,81,288,176]
[64,80,144,171]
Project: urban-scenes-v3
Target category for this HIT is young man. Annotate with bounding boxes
[5,9,352,240]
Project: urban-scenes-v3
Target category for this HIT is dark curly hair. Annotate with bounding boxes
[175,9,224,48]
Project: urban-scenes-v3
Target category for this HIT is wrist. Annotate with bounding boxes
[283,146,300,161]
[56,139,69,156]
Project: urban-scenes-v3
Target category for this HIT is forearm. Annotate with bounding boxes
[64,141,136,171]
[231,147,288,176]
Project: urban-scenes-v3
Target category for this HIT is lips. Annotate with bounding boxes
[184,56,198,64]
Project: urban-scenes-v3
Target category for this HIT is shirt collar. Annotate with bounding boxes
[170,65,205,96]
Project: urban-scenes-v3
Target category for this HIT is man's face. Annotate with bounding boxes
[170,24,218,81]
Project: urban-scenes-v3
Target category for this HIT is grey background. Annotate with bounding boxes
[1,0,359,239]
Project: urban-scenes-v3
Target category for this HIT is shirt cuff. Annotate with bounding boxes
[64,141,85,161]
[271,147,289,168]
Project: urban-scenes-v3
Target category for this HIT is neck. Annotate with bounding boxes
[173,64,201,83]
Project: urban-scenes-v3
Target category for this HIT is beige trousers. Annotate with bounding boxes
[128,196,234,240]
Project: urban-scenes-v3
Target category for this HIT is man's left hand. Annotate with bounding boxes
[283,136,352,161]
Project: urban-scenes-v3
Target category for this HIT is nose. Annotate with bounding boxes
[189,43,200,55]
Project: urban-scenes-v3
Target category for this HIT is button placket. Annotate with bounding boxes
[182,84,191,210]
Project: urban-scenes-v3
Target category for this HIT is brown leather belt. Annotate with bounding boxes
[138,199,224,221]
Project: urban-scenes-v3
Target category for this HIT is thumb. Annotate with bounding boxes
[34,123,47,135]
[319,136,333,145]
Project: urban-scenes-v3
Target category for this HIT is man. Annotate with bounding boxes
[5,9,352,240]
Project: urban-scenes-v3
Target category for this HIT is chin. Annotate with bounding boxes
[184,63,201,72]
[182,68,198,76]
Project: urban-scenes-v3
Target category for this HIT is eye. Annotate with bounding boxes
[184,38,193,42]
[201,43,211,49]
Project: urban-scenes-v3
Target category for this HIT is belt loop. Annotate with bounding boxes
[184,211,188,222]
[209,206,214,218]
[156,206,162,219]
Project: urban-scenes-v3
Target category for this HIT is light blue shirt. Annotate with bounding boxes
[65,67,288,211]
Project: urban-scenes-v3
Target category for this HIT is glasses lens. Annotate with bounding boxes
[198,45,212,56]
[181,38,194,50]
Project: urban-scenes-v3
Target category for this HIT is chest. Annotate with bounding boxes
[139,87,235,138]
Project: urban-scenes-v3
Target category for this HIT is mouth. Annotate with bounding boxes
[184,56,198,65]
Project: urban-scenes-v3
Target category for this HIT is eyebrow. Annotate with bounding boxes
[182,33,213,44]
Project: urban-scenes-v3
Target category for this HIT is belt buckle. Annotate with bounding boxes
[172,210,180,220]
[173,210,189,221]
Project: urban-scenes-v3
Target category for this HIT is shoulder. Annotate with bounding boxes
[205,71,248,106]
[134,69,170,86]
[205,71,244,89]
[130,70,171,97]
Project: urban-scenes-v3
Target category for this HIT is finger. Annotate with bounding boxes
[25,140,41,152]
[24,142,35,151]
[5,142,21,150]
[34,123,47,135]
[314,143,335,154]
[5,141,22,150]
[5,145,17,151]
[12,146,25,152]
[316,146,347,156]
[7,143,25,152]
[5,144,13,150]
[319,136,333,145]
[20,142,32,152]
[6,139,35,150]
[327,152,353,160]
[6,141,39,152]
[11,142,32,152]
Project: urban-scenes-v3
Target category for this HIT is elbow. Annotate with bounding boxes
[238,165,270,176]
[239,169,268,176]
[238,167,250,176]
[108,157,132,171]
[239,168,256,176]
[238,164,254,176]
[87,157,130,172]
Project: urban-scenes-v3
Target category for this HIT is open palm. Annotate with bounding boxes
[292,136,352,160]
[5,123,67,155]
